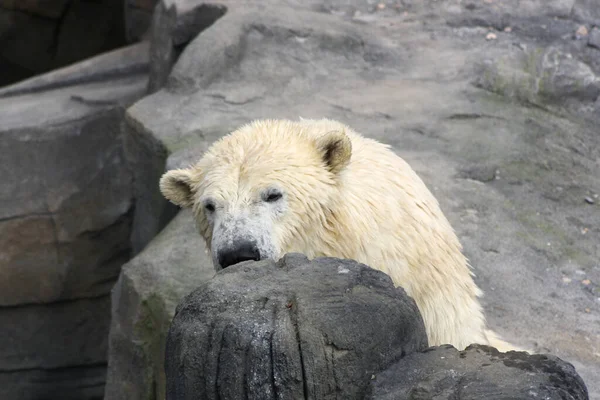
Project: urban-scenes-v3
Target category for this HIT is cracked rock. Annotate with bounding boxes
[105,210,215,400]
[366,344,589,400]
[147,0,227,93]
[165,254,428,400]
[0,296,112,400]
[475,45,600,107]
[0,41,148,399]
[0,81,143,306]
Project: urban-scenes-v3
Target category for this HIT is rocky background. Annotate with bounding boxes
[0,0,157,86]
[164,255,589,400]
[0,0,598,399]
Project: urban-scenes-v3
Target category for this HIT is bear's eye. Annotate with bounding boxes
[204,201,216,213]
[263,190,283,203]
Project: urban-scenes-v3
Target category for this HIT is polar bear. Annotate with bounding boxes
[159,118,518,351]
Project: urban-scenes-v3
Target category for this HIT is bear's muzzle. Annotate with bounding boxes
[218,240,261,269]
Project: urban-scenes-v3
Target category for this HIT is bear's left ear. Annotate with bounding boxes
[159,168,197,208]
[315,130,352,175]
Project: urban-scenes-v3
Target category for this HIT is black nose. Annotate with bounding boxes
[218,241,261,269]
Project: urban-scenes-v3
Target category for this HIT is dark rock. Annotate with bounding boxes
[104,210,215,400]
[446,2,577,44]
[0,364,107,400]
[122,106,177,256]
[0,0,127,86]
[0,79,145,306]
[165,254,428,400]
[0,8,56,84]
[0,295,111,371]
[0,39,149,398]
[367,344,589,400]
[0,0,70,19]
[457,164,498,182]
[52,0,127,69]
[120,3,228,255]
[588,27,600,49]
[0,209,132,306]
[0,41,149,98]
[125,0,161,42]
[147,0,227,93]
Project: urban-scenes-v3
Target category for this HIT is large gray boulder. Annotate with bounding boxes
[165,254,428,400]
[0,41,150,98]
[367,344,589,400]
[0,43,149,307]
[0,42,149,399]
[146,0,226,93]
[105,210,215,400]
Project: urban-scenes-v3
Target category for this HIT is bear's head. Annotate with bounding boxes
[159,119,352,270]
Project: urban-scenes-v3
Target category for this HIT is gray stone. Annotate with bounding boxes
[0,210,132,306]
[0,76,147,306]
[0,41,150,98]
[0,40,149,398]
[444,1,579,43]
[0,0,128,86]
[0,364,106,400]
[125,0,161,42]
[572,0,600,25]
[474,45,600,108]
[147,0,226,93]
[366,344,589,400]
[538,47,600,103]
[104,210,215,400]
[0,295,111,371]
[122,105,177,256]
[165,254,428,400]
[0,8,56,84]
[0,0,70,18]
[588,27,600,49]
[52,0,127,68]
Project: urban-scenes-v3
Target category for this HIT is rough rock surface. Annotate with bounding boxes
[165,254,428,400]
[146,0,226,93]
[0,43,149,399]
[0,364,108,400]
[0,41,150,98]
[0,0,128,86]
[367,344,589,400]
[108,0,600,398]
[125,0,161,42]
[105,210,215,400]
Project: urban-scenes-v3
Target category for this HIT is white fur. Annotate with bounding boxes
[160,118,521,352]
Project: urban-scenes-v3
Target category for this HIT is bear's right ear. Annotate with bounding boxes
[315,130,352,175]
[159,168,196,208]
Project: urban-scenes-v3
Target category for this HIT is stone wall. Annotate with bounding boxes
[0,42,149,399]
